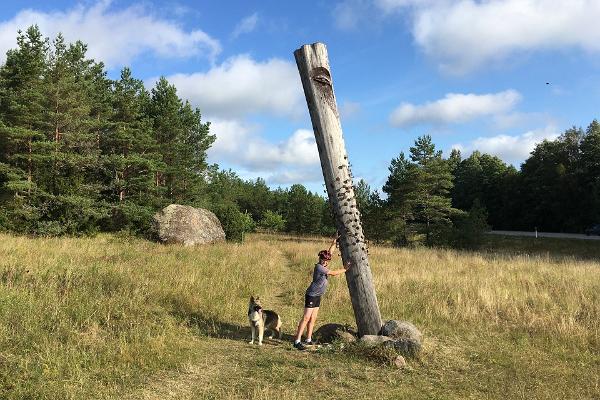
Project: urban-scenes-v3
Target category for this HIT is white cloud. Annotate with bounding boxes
[452,125,560,164]
[159,55,304,119]
[0,0,220,68]
[369,0,600,74]
[390,90,521,127]
[231,12,259,38]
[267,169,323,185]
[208,119,321,184]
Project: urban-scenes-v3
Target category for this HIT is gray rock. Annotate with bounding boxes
[382,338,422,358]
[358,334,394,347]
[313,323,357,344]
[153,204,226,246]
[380,320,423,343]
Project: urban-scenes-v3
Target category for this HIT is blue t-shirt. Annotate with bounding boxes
[306,263,329,297]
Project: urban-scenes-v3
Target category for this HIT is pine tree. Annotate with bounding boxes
[0,26,50,232]
[175,101,214,203]
[148,77,214,204]
[100,68,163,233]
[40,35,109,234]
[384,135,457,245]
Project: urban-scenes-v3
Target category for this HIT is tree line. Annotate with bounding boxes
[0,27,335,240]
[1,27,598,245]
[357,122,600,247]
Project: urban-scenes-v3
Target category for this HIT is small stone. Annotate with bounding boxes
[394,355,407,369]
[338,331,356,343]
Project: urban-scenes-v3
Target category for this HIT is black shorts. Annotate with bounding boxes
[304,294,322,308]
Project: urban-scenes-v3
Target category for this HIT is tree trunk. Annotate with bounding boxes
[27,137,32,194]
[294,42,383,336]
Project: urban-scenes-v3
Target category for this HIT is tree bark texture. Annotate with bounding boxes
[294,42,383,336]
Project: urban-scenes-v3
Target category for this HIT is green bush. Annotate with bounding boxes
[258,210,286,232]
[451,200,490,249]
[211,202,255,242]
[106,202,156,237]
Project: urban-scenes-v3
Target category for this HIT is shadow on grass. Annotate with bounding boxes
[171,310,296,344]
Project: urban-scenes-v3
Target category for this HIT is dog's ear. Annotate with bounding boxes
[250,296,254,302]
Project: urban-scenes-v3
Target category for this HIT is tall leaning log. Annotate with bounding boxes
[294,42,383,336]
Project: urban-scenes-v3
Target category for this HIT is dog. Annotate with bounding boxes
[247,296,282,345]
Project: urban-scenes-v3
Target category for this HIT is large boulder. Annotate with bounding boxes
[313,323,357,344]
[382,338,422,358]
[380,320,423,344]
[153,204,226,246]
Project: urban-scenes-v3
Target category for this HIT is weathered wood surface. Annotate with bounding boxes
[294,42,382,336]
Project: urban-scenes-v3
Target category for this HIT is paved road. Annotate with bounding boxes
[489,230,600,241]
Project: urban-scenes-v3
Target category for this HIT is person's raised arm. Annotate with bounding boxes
[327,232,340,254]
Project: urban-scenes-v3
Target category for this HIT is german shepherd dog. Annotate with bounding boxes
[248,296,282,345]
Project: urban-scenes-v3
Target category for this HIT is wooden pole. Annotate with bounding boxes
[294,42,383,336]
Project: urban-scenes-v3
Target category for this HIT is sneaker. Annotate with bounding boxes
[293,341,307,351]
[303,339,313,345]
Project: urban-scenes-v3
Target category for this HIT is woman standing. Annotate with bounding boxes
[293,233,350,350]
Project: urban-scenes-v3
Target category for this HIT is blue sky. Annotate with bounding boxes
[1,0,600,193]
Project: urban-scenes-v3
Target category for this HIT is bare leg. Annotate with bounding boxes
[306,307,320,341]
[295,308,314,342]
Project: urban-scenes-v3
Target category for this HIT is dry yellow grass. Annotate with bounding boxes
[0,232,598,399]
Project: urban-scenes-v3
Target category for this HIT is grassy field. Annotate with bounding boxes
[0,233,598,399]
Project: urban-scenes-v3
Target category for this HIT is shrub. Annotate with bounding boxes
[451,199,490,249]
[259,210,286,232]
[211,202,255,242]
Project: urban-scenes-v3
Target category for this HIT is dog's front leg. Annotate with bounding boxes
[249,325,255,344]
[258,324,264,345]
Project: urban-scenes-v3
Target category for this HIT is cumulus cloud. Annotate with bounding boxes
[267,169,323,185]
[208,119,321,184]
[367,0,600,74]
[231,12,259,38]
[158,55,305,119]
[0,0,220,68]
[389,90,521,128]
[452,125,560,165]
